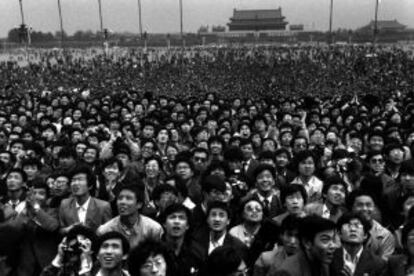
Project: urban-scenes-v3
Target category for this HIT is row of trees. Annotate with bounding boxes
[7,28,104,43]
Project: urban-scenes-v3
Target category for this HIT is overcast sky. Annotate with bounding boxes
[0,0,413,37]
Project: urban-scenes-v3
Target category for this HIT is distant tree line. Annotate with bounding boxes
[7,28,101,43]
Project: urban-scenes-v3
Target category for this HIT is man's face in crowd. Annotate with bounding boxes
[209,141,223,155]
[352,195,375,222]
[368,154,385,174]
[242,200,263,223]
[401,172,414,194]
[239,125,251,138]
[70,173,90,197]
[305,230,336,264]
[10,142,24,156]
[207,208,230,233]
[285,192,304,215]
[175,162,193,180]
[0,152,12,166]
[275,152,289,168]
[84,148,98,163]
[241,143,253,160]
[164,211,189,238]
[262,139,276,152]
[256,170,275,194]
[368,136,384,151]
[157,129,169,144]
[325,184,346,206]
[54,176,70,197]
[116,153,130,168]
[205,188,225,204]
[0,131,8,147]
[298,157,315,177]
[293,138,307,154]
[75,143,87,158]
[192,151,208,172]
[117,189,140,217]
[98,238,124,271]
[33,187,48,206]
[141,142,155,159]
[388,148,405,165]
[6,172,24,191]
[71,131,83,143]
[59,155,76,170]
[340,218,366,245]
[142,125,155,139]
[23,164,39,181]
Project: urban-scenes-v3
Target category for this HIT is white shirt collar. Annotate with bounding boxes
[75,196,91,211]
[257,192,273,203]
[208,232,226,255]
[343,246,364,275]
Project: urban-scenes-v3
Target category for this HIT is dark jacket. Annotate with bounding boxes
[329,247,386,276]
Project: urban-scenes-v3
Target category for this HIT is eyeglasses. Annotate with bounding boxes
[370,158,384,163]
[142,258,165,270]
[193,157,207,162]
[343,222,364,229]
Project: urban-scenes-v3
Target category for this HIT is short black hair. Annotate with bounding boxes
[6,168,28,183]
[292,150,315,172]
[70,165,96,189]
[152,184,178,201]
[346,189,378,211]
[207,201,232,220]
[322,175,348,196]
[337,212,371,235]
[118,183,145,204]
[128,239,174,276]
[101,156,124,172]
[173,155,194,172]
[298,215,336,245]
[253,164,276,180]
[97,231,130,255]
[160,203,191,225]
[280,184,307,205]
[21,157,43,170]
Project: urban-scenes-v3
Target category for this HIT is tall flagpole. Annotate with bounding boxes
[57,0,65,48]
[18,0,25,25]
[373,0,379,44]
[179,0,183,39]
[329,0,333,44]
[137,0,143,39]
[98,0,104,35]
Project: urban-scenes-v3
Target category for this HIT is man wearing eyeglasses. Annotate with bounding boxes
[348,190,395,261]
[330,212,385,276]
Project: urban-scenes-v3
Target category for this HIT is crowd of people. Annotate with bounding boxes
[0,44,414,276]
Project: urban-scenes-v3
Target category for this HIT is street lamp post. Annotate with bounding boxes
[18,0,25,26]
[179,0,184,48]
[97,0,104,37]
[373,0,379,44]
[329,0,334,44]
[137,0,143,39]
[57,0,65,48]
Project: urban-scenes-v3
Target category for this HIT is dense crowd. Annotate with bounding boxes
[0,44,414,276]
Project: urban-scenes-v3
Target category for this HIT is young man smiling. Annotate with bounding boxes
[95,231,130,276]
[97,184,163,249]
[196,201,248,262]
